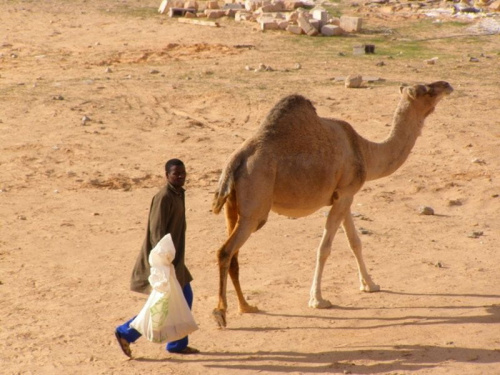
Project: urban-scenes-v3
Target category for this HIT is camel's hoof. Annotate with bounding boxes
[212,309,227,328]
[309,298,332,309]
[239,304,259,314]
[361,284,380,292]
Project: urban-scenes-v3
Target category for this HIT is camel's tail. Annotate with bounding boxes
[212,151,244,215]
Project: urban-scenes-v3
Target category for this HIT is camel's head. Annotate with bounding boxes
[400,81,453,116]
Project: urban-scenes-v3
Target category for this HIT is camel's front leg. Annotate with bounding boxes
[309,228,334,309]
[342,210,380,292]
[309,197,351,309]
[213,220,256,328]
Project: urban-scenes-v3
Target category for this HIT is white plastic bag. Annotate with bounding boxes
[130,234,198,343]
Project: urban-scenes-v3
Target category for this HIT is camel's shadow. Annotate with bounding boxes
[138,344,499,374]
[135,293,500,373]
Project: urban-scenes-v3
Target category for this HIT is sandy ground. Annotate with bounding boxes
[1,1,499,374]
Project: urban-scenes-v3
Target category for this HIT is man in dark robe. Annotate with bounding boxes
[115,159,199,357]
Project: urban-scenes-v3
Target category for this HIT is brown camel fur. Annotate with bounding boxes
[212,81,453,328]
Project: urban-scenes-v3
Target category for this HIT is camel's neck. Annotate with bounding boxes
[362,100,427,181]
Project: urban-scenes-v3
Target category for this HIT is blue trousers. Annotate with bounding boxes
[116,283,193,353]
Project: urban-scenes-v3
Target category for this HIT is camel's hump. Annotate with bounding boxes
[260,94,318,134]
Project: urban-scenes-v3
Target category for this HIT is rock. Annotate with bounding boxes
[419,206,435,215]
[468,231,484,238]
[345,74,362,88]
[82,115,91,126]
[425,57,438,65]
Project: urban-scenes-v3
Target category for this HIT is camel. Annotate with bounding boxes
[212,81,453,328]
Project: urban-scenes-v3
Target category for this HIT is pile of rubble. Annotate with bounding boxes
[358,0,500,19]
[158,0,363,36]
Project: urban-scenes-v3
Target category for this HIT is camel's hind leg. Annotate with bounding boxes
[224,193,259,314]
[341,209,380,292]
[213,196,262,328]
[309,196,352,309]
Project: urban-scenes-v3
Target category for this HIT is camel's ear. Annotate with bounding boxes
[399,84,408,95]
[406,85,428,100]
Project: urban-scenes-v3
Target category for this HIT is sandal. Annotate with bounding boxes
[114,330,132,358]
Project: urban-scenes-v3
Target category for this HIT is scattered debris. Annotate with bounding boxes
[81,115,91,126]
[159,0,365,37]
[178,17,220,27]
[359,228,372,235]
[468,231,484,238]
[425,57,439,65]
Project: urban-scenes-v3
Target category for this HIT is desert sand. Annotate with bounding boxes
[1,1,499,374]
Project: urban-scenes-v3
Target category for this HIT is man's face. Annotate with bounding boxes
[167,164,186,188]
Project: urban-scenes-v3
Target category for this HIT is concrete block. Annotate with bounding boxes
[205,9,225,18]
[277,20,290,30]
[169,7,197,17]
[309,19,320,31]
[340,16,362,32]
[206,0,220,9]
[286,24,303,35]
[223,2,243,9]
[298,13,318,36]
[260,19,279,30]
[184,0,198,10]
[235,10,252,21]
[312,9,328,27]
[321,25,343,36]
